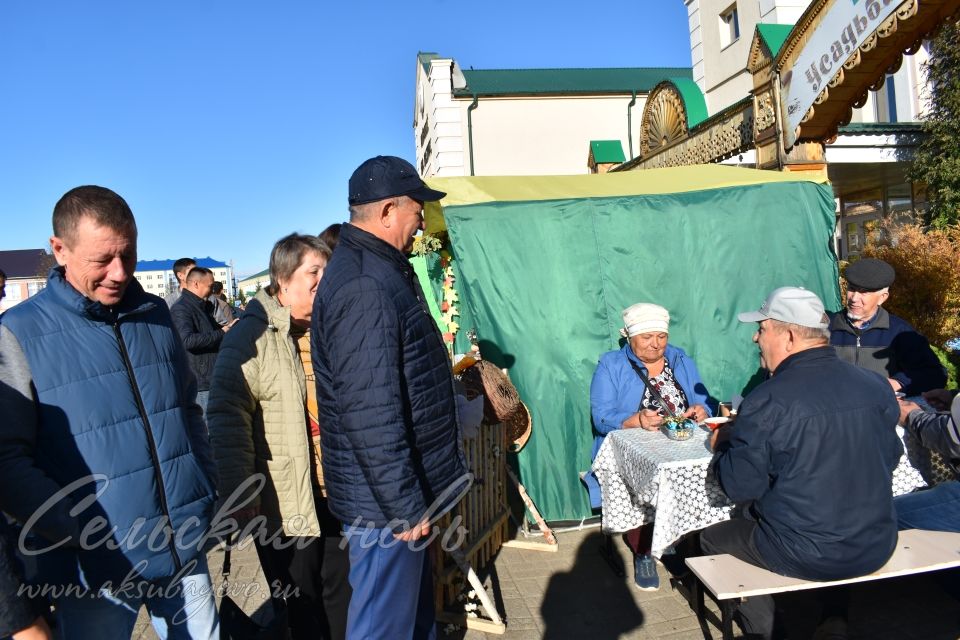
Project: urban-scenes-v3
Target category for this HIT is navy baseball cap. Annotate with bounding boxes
[348,155,446,206]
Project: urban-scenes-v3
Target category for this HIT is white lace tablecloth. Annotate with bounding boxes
[592,425,929,557]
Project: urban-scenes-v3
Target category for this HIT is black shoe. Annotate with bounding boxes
[812,616,848,640]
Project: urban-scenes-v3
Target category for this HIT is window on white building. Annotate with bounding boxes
[720,4,740,49]
[27,282,45,297]
[875,74,898,122]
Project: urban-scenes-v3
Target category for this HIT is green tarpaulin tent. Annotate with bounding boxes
[421,165,840,523]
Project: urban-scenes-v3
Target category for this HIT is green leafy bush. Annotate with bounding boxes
[859,220,960,348]
[933,345,960,389]
[908,19,960,228]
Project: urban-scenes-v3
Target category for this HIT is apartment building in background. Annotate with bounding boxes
[0,248,54,312]
[134,257,235,299]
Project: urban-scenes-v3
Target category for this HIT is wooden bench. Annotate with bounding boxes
[684,529,960,639]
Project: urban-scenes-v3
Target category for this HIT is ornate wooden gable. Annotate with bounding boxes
[640,82,690,157]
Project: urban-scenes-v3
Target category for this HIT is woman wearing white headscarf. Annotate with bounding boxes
[586,303,712,590]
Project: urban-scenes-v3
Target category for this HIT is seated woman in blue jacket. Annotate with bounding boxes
[586,302,712,591]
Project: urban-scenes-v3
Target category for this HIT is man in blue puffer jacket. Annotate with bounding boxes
[312,156,468,640]
[0,186,219,639]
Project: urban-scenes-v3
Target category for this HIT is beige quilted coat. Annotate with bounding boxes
[207,289,323,536]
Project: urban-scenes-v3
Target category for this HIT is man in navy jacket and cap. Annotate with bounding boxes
[702,287,903,639]
[312,156,468,639]
[829,258,945,395]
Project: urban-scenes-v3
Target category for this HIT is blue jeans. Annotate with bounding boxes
[55,553,219,640]
[895,480,960,532]
[343,525,436,640]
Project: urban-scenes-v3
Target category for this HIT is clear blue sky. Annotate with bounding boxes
[0,1,691,277]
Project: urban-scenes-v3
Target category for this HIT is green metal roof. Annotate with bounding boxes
[590,140,626,164]
[756,24,793,58]
[453,67,693,97]
[838,122,923,135]
[666,77,709,128]
[239,267,269,282]
[418,51,441,72]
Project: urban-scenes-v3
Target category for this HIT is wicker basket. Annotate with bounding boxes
[458,360,533,451]
[458,361,521,423]
[504,402,532,452]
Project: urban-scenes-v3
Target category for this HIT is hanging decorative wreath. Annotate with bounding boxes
[411,232,444,256]
[439,257,459,346]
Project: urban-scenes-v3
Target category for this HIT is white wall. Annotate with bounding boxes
[691,0,758,113]
[417,56,646,177]
[905,45,930,119]
[456,95,645,176]
[688,0,706,93]
[688,0,803,114]
[758,0,807,23]
[416,58,467,177]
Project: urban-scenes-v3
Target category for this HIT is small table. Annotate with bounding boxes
[592,425,929,557]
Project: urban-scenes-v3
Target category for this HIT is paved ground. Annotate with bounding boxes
[134,527,960,639]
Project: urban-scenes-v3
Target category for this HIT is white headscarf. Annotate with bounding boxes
[620,303,669,338]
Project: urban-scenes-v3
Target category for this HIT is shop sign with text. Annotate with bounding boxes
[780,0,906,147]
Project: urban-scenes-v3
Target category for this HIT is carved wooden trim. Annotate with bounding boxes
[634,102,754,169]
[640,84,689,157]
[755,92,777,135]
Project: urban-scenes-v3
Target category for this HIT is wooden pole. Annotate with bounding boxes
[505,466,558,546]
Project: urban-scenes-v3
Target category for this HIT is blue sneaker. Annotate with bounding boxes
[633,553,660,591]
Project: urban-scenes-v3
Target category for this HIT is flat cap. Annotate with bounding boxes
[844,258,895,291]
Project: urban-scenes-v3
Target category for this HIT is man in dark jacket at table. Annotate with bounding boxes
[702,286,903,639]
[312,155,468,639]
[829,258,945,395]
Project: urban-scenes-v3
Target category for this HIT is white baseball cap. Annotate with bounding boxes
[737,286,829,329]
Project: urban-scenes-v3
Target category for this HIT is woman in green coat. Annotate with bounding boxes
[208,233,349,640]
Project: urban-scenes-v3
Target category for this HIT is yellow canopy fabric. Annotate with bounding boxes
[423,164,828,233]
